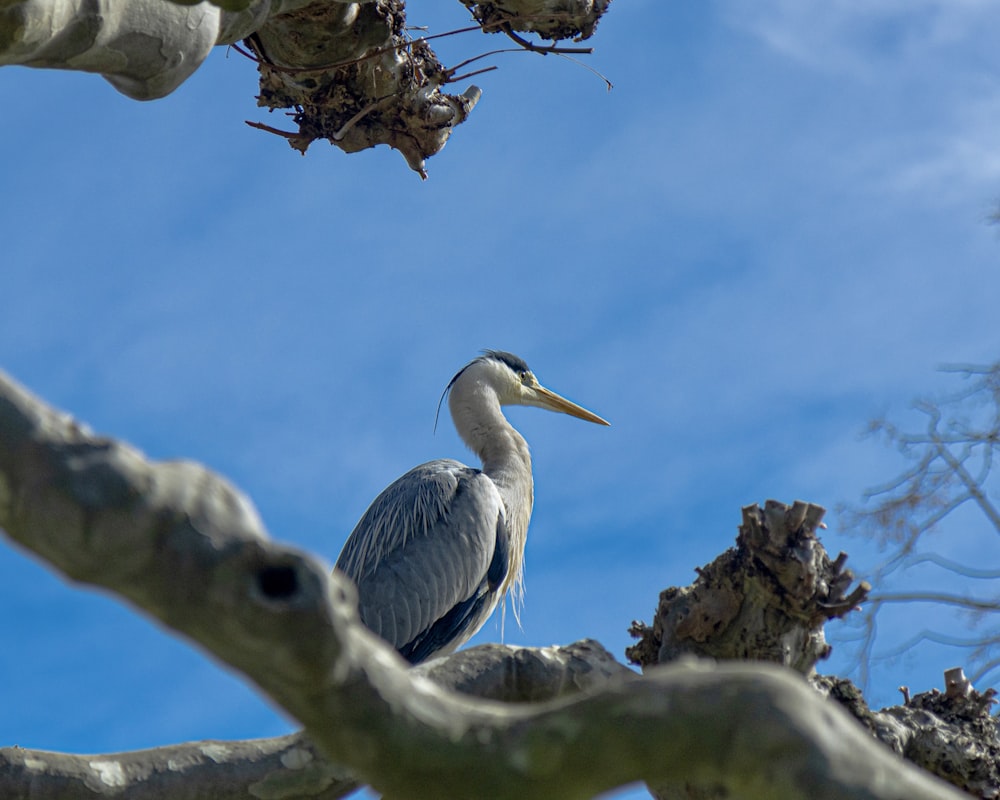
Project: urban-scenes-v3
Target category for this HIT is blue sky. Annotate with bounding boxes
[2,1,1000,795]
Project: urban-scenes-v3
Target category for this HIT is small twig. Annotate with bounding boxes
[500,24,595,55]
[240,25,486,77]
[969,656,1000,685]
[246,96,392,147]
[876,630,1000,662]
[229,40,262,64]
[551,52,614,91]
[930,432,1000,533]
[245,120,298,139]
[815,581,870,619]
[443,46,611,90]
[868,591,1000,613]
[444,66,499,84]
[416,25,484,44]
[441,48,522,83]
[899,552,1000,580]
[332,97,392,142]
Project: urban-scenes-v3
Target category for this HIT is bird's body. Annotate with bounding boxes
[336,350,608,664]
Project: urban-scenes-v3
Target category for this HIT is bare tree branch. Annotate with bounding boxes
[0,733,358,800]
[0,368,966,799]
[922,404,1000,534]
[868,591,1000,612]
[890,550,1000,580]
[839,361,1000,689]
[627,500,869,675]
[0,641,630,800]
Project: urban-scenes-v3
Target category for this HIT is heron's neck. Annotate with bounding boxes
[449,376,534,623]
[449,382,534,543]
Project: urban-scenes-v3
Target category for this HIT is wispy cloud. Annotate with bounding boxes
[723,0,1000,77]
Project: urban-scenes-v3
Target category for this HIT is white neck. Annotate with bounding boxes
[448,367,534,602]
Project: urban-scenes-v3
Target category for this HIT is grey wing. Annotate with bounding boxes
[335,459,510,662]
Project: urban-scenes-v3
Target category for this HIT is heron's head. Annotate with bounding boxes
[439,350,610,427]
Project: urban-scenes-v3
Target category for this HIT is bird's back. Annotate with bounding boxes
[336,459,511,663]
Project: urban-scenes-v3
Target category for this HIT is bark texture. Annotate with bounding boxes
[627,499,999,799]
[0,0,229,99]
[628,500,869,674]
[0,641,629,800]
[0,733,359,800]
[242,0,482,177]
[817,669,1000,799]
[0,0,613,173]
[458,0,612,42]
[0,368,965,799]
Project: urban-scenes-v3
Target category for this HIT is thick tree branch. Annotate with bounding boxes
[628,500,869,675]
[816,668,1000,798]
[0,369,964,799]
[0,641,630,800]
[0,733,359,800]
[626,497,998,798]
[1,0,225,99]
[413,639,635,702]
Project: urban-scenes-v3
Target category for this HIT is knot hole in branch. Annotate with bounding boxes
[256,564,300,601]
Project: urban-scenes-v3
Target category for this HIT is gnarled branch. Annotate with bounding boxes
[0,641,630,800]
[0,0,613,173]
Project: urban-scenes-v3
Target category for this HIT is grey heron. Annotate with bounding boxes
[335,350,609,664]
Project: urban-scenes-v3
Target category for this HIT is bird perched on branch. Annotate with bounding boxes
[336,350,609,664]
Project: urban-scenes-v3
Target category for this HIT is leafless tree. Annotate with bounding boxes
[839,361,1000,691]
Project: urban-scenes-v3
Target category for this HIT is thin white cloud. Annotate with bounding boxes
[876,98,1000,201]
[723,0,1000,77]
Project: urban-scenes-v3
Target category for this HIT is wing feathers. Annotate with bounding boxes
[336,459,510,662]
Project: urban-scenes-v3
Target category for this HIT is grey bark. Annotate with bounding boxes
[628,500,869,674]
[628,497,997,799]
[815,670,1000,799]
[0,733,358,800]
[0,641,630,800]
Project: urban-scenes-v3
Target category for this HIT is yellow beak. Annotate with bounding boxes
[529,384,610,426]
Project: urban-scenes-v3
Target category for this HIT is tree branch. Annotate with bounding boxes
[867,591,1000,612]
[928,429,1000,534]
[0,641,630,800]
[838,364,1000,692]
[0,0,614,173]
[458,0,612,43]
[627,500,869,674]
[0,732,358,800]
[0,368,964,799]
